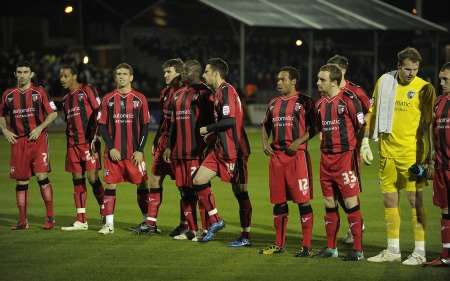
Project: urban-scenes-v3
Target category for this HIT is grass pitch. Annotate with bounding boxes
[0,130,448,281]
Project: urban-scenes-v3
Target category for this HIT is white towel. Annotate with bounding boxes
[372,70,398,141]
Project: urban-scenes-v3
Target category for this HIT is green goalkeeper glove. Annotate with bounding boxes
[360,137,373,165]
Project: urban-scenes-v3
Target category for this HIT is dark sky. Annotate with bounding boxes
[2,0,449,24]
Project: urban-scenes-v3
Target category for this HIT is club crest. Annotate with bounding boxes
[337,104,346,115]
[407,90,416,99]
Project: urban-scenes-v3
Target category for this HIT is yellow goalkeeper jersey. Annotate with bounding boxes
[370,75,435,159]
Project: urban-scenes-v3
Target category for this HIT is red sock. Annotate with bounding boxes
[195,185,220,224]
[441,218,450,258]
[39,179,54,218]
[90,179,105,213]
[198,200,209,230]
[146,188,162,226]
[236,192,252,238]
[325,208,340,249]
[103,189,116,216]
[299,205,313,248]
[274,213,288,248]
[16,185,28,225]
[74,183,87,223]
[347,209,363,252]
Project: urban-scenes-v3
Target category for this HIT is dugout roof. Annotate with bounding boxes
[199,0,448,32]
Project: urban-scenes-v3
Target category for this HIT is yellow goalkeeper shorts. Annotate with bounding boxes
[379,156,423,193]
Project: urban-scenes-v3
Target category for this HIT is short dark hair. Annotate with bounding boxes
[397,47,422,65]
[60,64,78,76]
[16,61,32,71]
[440,62,450,72]
[207,58,229,78]
[319,64,342,85]
[327,55,349,69]
[162,58,184,74]
[279,66,299,82]
[115,62,134,75]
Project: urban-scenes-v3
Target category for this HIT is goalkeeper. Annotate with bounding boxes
[366,47,435,265]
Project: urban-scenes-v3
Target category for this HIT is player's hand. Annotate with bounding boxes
[163,148,171,163]
[109,148,121,161]
[199,126,208,136]
[90,135,99,153]
[28,125,43,141]
[203,132,216,144]
[262,142,274,156]
[2,128,18,144]
[286,140,300,156]
[360,137,373,165]
[132,151,144,166]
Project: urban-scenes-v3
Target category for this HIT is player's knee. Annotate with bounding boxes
[192,176,204,186]
[383,193,398,208]
[406,193,417,208]
[72,177,85,187]
[37,177,50,188]
[192,183,210,192]
[273,203,288,215]
[323,197,337,208]
[345,205,360,214]
[298,204,313,215]
[36,173,48,181]
[343,196,359,210]
[86,173,97,185]
[16,183,29,191]
[148,173,160,188]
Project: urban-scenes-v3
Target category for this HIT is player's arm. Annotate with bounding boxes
[286,98,315,155]
[368,81,379,138]
[261,105,273,156]
[203,117,235,135]
[0,96,18,143]
[346,93,365,132]
[0,116,18,144]
[153,92,167,149]
[28,111,57,140]
[163,110,175,163]
[419,83,436,164]
[133,98,151,165]
[133,123,149,166]
[29,90,58,140]
[201,91,236,135]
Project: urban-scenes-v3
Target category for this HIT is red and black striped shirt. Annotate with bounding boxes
[98,90,150,160]
[344,80,372,114]
[169,83,214,160]
[316,90,365,154]
[153,86,179,147]
[262,92,315,151]
[433,94,450,170]
[63,84,100,145]
[0,85,56,137]
[209,82,246,160]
